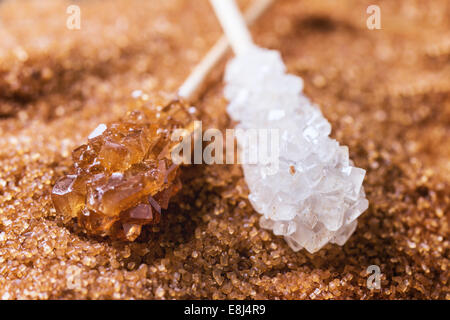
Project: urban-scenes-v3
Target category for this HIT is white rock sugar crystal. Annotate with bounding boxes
[224,46,369,253]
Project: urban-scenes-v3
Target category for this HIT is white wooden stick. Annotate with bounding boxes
[209,0,254,55]
[178,37,228,100]
[178,0,274,100]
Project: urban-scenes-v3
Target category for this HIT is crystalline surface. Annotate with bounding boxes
[224,46,369,253]
[52,96,193,241]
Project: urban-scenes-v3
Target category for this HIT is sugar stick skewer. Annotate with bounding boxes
[178,0,274,100]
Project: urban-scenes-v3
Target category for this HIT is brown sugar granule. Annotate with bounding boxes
[0,0,448,300]
[52,96,192,241]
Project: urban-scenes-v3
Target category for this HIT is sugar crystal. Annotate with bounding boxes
[224,46,369,253]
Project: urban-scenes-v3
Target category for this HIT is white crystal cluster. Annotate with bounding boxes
[224,46,369,253]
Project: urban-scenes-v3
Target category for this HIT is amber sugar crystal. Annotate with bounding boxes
[52,97,193,241]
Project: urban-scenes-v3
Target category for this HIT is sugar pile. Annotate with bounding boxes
[224,46,369,253]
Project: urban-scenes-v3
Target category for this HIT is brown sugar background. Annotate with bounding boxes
[0,0,448,299]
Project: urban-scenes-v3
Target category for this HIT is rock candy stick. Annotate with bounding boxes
[52,0,273,241]
[209,0,369,253]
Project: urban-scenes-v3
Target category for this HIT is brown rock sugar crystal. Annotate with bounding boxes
[0,0,448,299]
[52,96,193,241]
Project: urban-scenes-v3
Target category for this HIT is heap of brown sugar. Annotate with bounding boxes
[0,0,448,300]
